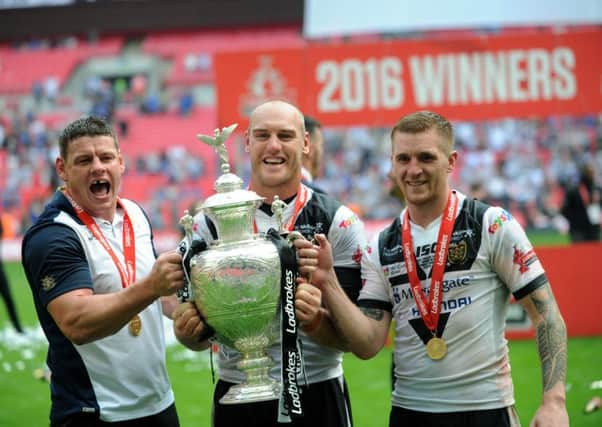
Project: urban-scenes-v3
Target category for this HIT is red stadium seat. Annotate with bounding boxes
[0,37,123,94]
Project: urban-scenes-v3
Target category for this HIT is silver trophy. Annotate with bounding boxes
[180,124,283,404]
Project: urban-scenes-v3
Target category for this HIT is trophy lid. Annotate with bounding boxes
[201,171,264,210]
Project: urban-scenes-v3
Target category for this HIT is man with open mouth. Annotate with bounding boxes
[22,116,185,426]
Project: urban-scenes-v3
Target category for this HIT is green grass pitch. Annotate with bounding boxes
[1,255,600,426]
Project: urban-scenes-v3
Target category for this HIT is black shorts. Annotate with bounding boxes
[213,377,353,427]
[50,402,179,427]
[389,405,521,427]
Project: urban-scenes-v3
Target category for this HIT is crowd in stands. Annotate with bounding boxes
[0,106,212,236]
[0,58,210,236]
[313,116,601,233]
[1,29,601,239]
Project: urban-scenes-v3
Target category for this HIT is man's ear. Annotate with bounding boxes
[302,131,310,155]
[56,157,67,182]
[447,151,458,173]
[244,130,251,152]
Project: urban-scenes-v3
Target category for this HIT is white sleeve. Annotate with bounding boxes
[358,232,393,306]
[327,205,368,269]
[484,207,547,297]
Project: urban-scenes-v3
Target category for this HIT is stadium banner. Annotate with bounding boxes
[214,48,306,128]
[214,29,602,127]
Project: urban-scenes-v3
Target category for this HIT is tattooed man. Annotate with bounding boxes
[298,111,568,427]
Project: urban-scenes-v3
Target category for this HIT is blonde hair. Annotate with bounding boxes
[390,111,454,155]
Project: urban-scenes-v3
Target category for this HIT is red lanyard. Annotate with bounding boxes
[401,191,457,332]
[252,184,309,234]
[63,191,136,288]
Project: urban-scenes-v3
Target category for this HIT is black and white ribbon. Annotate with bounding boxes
[266,228,304,422]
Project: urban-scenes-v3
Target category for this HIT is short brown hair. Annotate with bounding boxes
[59,116,118,160]
[303,115,321,139]
[390,111,454,154]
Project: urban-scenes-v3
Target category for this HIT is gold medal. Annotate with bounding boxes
[129,314,142,337]
[426,337,447,360]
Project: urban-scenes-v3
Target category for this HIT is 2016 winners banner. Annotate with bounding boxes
[214,28,601,127]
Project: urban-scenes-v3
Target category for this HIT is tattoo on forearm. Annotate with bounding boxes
[360,307,385,321]
[531,286,567,392]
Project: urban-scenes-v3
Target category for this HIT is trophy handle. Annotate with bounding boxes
[176,240,191,302]
[178,238,209,303]
[270,195,288,235]
[177,210,195,302]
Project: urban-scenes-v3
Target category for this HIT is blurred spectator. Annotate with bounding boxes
[24,196,47,231]
[44,76,59,104]
[0,209,24,333]
[178,91,194,116]
[184,52,212,72]
[84,75,103,98]
[469,181,488,202]
[89,79,116,121]
[130,73,147,101]
[32,81,44,104]
[560,162,601,242]
[301,115,325,193]
[197,53,212,71]
[117,119,129,138]
[184,53,197,72]
[141,92,163,114]
[112,77,128,104]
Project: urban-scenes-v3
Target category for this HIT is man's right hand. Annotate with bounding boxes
[173,301,212,350]
[293,233,336,288]
[149,250,185,297]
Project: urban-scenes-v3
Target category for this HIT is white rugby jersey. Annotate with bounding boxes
[359,191,547,412]
[191,185,367,384]
[22,192,174,423]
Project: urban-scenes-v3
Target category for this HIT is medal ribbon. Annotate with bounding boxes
[252,184,309,234]
[63,190,136,288]
[402,191,457,333]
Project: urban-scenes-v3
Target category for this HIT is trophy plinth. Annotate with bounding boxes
[220,349,280,404]
[183,124,282,404]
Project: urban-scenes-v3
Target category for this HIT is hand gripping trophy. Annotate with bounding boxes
[179,125,302,408]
